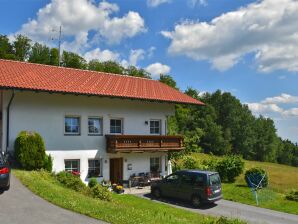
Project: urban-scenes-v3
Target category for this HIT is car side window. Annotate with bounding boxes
[165,174,180,183]
[192,174,205,186]
[181,174,192,185]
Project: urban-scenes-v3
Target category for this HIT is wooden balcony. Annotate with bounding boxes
[106,135,184,153]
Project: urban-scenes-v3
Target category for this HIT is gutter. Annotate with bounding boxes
[6,90,15,153]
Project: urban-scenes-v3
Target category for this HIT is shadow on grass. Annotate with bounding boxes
[142,193,218,210]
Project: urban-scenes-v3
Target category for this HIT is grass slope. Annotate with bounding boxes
[178,153,298,215]
[13,170,244,224]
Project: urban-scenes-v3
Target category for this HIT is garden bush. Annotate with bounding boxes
[182,156,197,169]
[285,190,298,202]
[88,178,98,188]
[15,131,52,171]
[91,184,112,201]
[56,171,86,192]
[216,155,244,183]
[244,167,268,188]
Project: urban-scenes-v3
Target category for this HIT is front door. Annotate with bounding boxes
[110,158,123,184]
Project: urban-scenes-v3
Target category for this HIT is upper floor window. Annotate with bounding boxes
[110,119,123,134]
[150,120,161,135]
[65,116,80,135]
[88,117,103,135]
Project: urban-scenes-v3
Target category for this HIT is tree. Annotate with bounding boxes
[29,43,51,64]
[61,51,87,69]
[13,34,31,61]
[126,65,151,78]
[88,60,125,75]
[159,74,178,89]
[0,35,14,59]
[49,48,59,66]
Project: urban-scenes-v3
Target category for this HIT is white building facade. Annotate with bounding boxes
[0,59,202,184]
[1,90,175,183]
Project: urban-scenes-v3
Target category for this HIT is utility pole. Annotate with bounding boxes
[58,25,62,66]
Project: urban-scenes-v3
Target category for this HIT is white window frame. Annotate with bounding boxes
[88,117,103,136]
[110,118,123,134]
[64,116,81,135]
[64,159,80,172]
[88,159,102,178]
[150,119,161,135]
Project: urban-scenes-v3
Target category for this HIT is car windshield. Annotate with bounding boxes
[209,173,221,186]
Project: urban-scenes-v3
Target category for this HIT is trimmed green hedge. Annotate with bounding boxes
[15,131,52,171]
[245,167,268,188]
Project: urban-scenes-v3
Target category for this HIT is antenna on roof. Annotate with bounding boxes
[51,25,63,66]
[58,25,62,66]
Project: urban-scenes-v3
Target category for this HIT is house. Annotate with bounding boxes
[0,59,204,183]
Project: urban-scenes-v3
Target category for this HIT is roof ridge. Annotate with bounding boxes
[0,59,155,81]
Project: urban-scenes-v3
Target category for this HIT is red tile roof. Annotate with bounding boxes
[0,59,204,105]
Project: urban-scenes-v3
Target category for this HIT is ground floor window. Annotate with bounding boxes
[88,159,102,178]
[65,159,80,172]
[150,157,161,173]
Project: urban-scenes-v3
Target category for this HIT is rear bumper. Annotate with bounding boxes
[203,195,222,203]
[0,173,10,189]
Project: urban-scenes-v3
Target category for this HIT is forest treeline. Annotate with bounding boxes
[1,34,298,167]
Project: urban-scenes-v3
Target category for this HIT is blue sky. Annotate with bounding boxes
[1,0,298,142]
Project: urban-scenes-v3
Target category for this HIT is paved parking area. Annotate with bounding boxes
[0,175,106,224]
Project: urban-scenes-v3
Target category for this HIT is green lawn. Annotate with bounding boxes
[13,170,244,224]
[176,153,298,215]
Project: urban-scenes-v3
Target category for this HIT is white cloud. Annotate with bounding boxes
[147,0,170,7]
[83,48,120,62]
[247,103,284,114]
[129,49,145,66]
[261,93,298,104]
[162,0,298,72]
[17,0,145,51]
[145,62,171,78]
[188,0,207,8]
[246,93,298,117]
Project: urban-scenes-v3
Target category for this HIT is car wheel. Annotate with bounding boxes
[153,188,161,198]
[191,195,201,208]
[4,184,10,191]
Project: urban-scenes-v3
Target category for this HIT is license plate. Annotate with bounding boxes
[214,189,221,193]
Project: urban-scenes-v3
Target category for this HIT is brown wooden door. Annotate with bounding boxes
[110,158,123,184]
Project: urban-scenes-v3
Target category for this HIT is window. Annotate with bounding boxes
[65,159,80,172]
[150,157,161,173]
[150,120,161,134]
[65,116,80,135]
[110,119,123,134]
[88,159,102,178]
[165,174,180,183]
[181,173,192,185]
[88,117,103,135]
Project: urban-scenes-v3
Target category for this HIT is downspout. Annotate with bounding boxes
[6,90,15,153]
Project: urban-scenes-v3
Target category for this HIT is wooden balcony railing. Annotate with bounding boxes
[106,135,184,153]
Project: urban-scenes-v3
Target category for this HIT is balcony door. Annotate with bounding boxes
[110,158,123,184]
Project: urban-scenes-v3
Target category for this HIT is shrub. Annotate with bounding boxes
[44,154,53,172]
[285,190,298,202]
[15,131,51,171]
[91,184,112,201]
[56,171,86,192]
[88,178,98,188]
[216,155,244,183]
[244,167,268,188]
[182,156,197,169]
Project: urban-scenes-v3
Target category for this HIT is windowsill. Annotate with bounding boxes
[88,134,103,136]
[64,133,81,136]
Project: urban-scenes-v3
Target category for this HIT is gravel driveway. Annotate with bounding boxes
[0,175,106,224]
[136,192,298,224]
